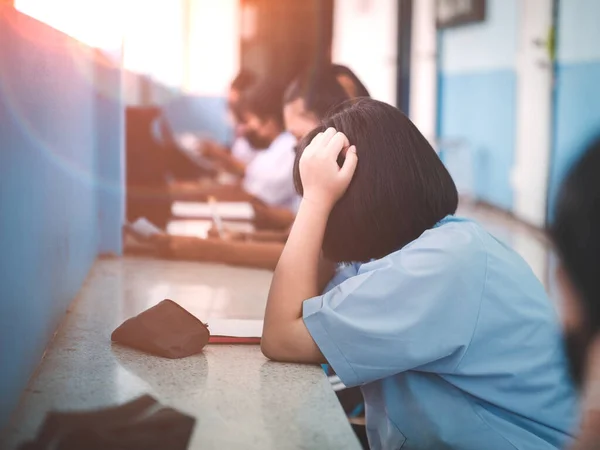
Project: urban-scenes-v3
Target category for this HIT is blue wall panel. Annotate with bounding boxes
[0,8,122,428]
[438,70,516,209]
[547,0,600,216]
[95,52,125,255]
[548,61,600,215]
[437,0,517,211]
[162,95,232,145]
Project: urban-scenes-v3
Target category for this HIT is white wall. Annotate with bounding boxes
[15,0,124,51]
[123,0,186,89]
[440,0,518,74]
[557,0,600,63]
[512,0,554,227]
[409,0,437,142]
[185,0,239,97]
[16,0,240,100]
[332,0,397,106]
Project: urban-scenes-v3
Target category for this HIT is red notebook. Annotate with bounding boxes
[208,336,261,344]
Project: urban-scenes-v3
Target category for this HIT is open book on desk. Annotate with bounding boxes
[172,201,255,221]
[171,298,261,344]
[167,220,255,239]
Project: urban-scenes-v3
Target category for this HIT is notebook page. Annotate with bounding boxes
[172,202,255,220]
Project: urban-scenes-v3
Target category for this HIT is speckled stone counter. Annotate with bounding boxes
[0,257,360,449]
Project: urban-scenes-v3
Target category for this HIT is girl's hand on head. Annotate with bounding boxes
[299,127,358,211]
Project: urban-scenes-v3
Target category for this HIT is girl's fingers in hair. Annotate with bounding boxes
[325,132,350,159]
[305,131,325,156]
[316,127,338,149]
[339,145,358,182]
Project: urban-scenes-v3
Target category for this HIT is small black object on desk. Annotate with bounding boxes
[19,395,195,450]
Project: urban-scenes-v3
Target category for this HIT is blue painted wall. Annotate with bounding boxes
[162,95,232,145]
[548,0,600,215]
[0,7,123,429]
[438,70,516,209]
[437,0,518,210]
[95,51,125,255]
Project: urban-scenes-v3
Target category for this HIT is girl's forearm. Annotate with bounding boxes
[262,200,330,343]
[219,153,247,177]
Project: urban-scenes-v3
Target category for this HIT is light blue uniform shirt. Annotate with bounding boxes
[303,216,578,450]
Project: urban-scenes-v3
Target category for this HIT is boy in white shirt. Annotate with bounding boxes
[177,81,299,212]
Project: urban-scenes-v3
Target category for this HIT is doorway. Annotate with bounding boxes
[512,0,555,227]
[239,0,334,87]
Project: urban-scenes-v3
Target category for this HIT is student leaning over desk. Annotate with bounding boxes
[169,79,299,211]
[261,98,579,450]
[176,64,372,233]
[153,65,357,269]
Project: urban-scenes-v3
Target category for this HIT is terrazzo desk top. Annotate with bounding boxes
[1,257,360,449]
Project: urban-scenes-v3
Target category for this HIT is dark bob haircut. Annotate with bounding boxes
[284,66,352,119]
[331,64,370,98]
[550,136,600,332]
[293,98,458,263]
[230,69,257,92]
[239,80,285,128]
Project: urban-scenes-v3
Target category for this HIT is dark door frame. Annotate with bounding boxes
[544,0,561,225]
[396,0,413,113]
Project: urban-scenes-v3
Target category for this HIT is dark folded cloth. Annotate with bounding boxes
[19,395,195,450]
[112,299,210,359]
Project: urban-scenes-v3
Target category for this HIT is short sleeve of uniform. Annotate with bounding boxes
[323,263,361,294]
[303,223,486,387]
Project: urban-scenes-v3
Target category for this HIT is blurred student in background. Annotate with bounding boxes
[228,69,256,112]
[153,66,353,268]
[332,64,370,98]
[171,80,299,211]
[250,64,366,230]
[131,64,370,257]
[551,136,600,449]
[156,65,371,258]
[208,68,259,165]
[284,65,358,141]
[156,69,259,181]
[183,64,370,231]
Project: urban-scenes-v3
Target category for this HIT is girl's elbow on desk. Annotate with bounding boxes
[260,334,282,362]
[261,321,295,361]
[261,330,293,362]
[261,323,325,364]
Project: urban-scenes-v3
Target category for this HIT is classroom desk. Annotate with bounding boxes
[0,257,360,450]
